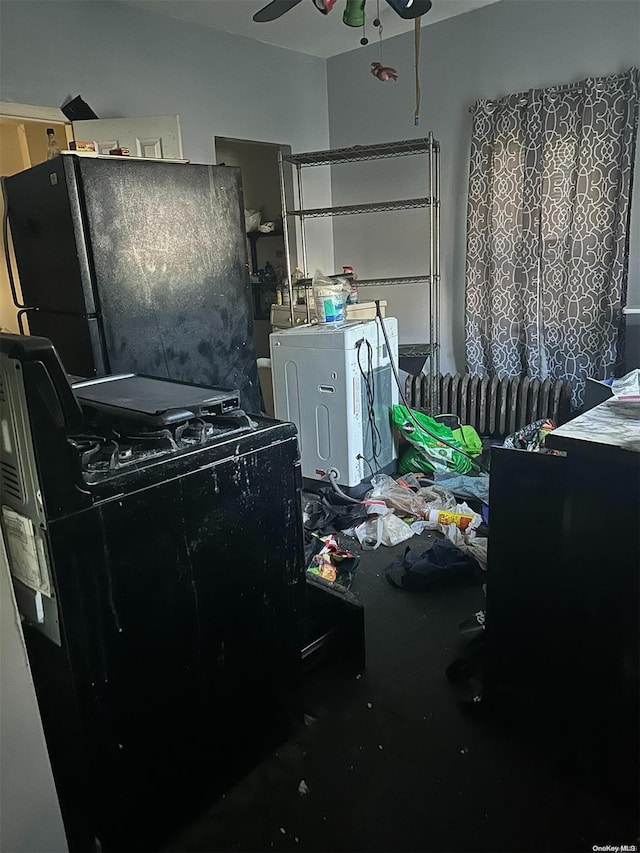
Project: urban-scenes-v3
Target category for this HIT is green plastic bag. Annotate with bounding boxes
[433,414,483,458]
[392,405,475,475]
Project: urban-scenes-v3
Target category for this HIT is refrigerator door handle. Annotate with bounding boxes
[17,308,32,335]
[2,176,29,311]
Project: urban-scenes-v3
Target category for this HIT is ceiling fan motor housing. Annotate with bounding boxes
[384,0,433,19]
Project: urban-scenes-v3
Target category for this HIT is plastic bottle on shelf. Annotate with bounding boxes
[292,266,305,304]
[274,250,286,284]
[46,128,61,160]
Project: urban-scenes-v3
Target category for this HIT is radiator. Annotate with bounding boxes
[405,373,573,437]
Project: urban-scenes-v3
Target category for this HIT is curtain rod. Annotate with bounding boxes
[468,67,638,114]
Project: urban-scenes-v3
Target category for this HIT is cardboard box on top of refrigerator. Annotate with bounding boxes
[69,140,96,152]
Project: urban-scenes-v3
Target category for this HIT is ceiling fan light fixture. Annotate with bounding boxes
[343,0,365,27]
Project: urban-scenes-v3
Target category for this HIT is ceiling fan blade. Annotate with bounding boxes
[384,0,432,19]
[312,0,338,13]
[253,0,305,23]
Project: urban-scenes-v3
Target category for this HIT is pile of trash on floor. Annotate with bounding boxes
[303,470,488,593]
[303,405,563,594]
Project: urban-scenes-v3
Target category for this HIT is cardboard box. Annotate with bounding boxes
[69,140,96,152]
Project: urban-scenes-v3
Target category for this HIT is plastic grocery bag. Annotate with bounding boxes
[433,414,483,458]
[393,405,475,475]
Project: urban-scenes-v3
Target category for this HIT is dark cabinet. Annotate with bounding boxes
[485,447,568,705]
[485,413,639,804]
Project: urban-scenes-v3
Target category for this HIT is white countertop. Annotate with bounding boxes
[546,397,640,454]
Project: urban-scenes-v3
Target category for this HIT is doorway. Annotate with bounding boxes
[214,136,296,359]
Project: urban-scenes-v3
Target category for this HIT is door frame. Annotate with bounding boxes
[0,102,74,147]
[0,102,68,123]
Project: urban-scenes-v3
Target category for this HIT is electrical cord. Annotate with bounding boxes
[357,453,375,479]
[356,338,383,471]
[374,301,486,473]
[328,338,382,502]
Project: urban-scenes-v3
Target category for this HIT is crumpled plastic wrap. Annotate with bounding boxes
[355,512,415,550]
[366,473,456,518]
[440,524,488,571]
[612,369,640,399]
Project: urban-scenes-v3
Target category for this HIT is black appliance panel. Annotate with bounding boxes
[6,157,98,314]
[74,158,260,411]
[38,430,305,850]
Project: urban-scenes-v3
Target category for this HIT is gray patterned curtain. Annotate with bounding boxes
[465,68,639,407]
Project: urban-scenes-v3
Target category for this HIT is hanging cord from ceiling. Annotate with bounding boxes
[414,18,421,125]
[361,20,368,45]
[370,0,399,82]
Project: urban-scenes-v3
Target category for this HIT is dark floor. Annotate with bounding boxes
[168,531,638,853]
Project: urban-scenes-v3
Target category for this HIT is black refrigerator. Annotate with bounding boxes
[4,154,261,412]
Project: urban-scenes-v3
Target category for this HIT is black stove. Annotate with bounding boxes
[0,334,306,853]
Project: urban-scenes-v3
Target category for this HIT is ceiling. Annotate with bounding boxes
[122,0,502,58]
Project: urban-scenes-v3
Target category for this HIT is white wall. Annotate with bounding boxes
[1,0,637,364]
[327,0,640,373]
[0,533,68,853]
[0,0,334,273]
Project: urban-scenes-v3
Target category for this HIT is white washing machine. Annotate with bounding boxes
[270,318,399,488]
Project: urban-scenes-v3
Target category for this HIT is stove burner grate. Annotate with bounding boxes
[71,411,256,481]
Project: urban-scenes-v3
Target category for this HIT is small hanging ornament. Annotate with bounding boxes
[371,62,398,81]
